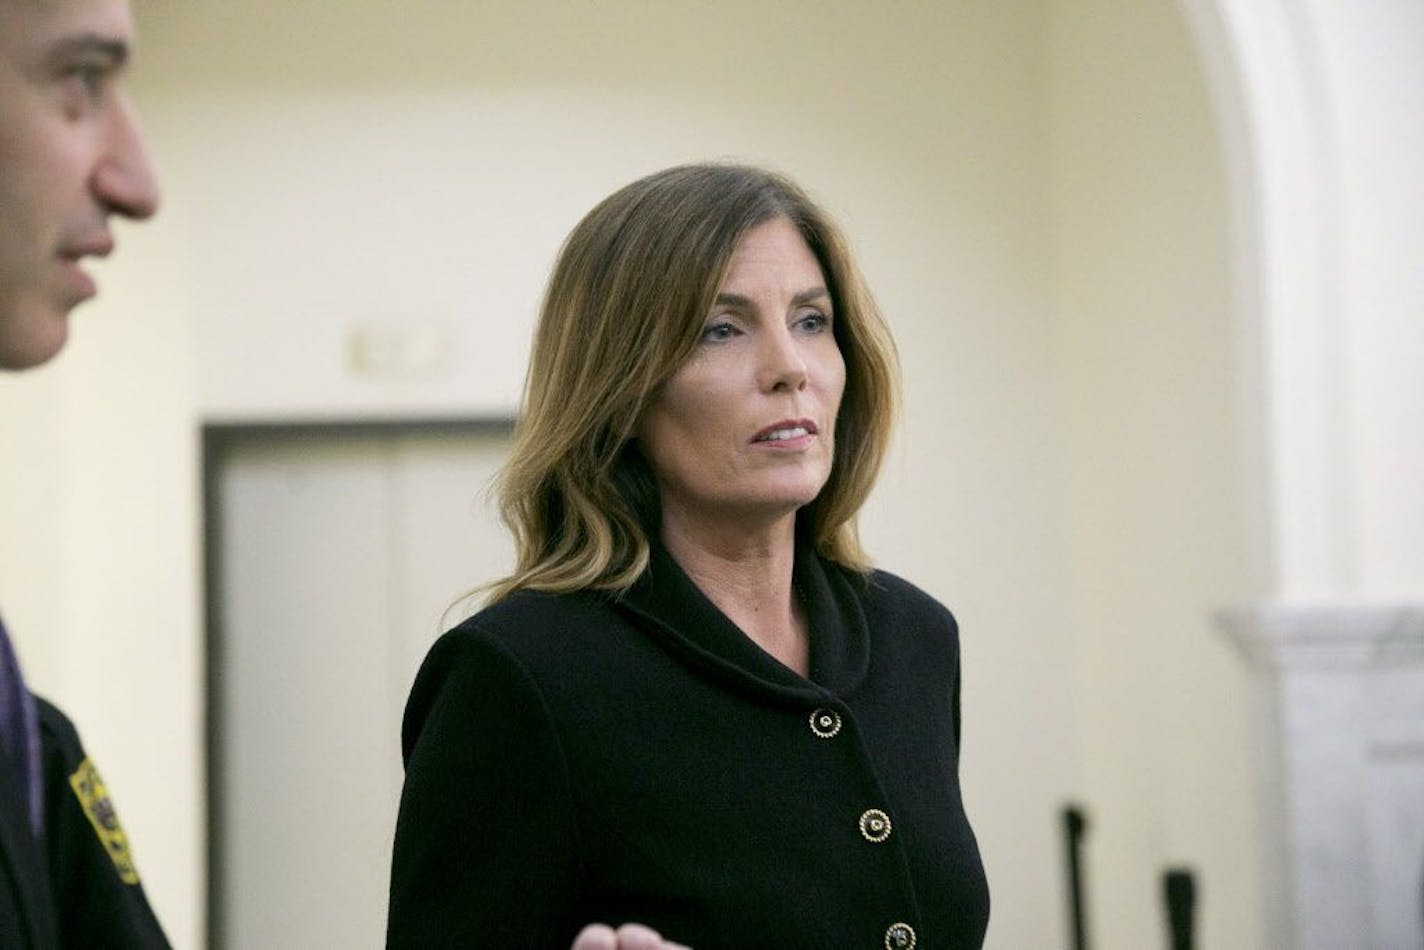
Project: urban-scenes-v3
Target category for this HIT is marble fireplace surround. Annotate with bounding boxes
[1217,604,1424,949]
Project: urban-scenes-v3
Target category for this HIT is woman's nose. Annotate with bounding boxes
[758,327,808,393]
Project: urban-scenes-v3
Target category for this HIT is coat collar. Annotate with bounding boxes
[615,537,870,704]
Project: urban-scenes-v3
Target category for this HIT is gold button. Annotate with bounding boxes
[809,707,842,739]
[859,808,892,843]
[884,922,916,950]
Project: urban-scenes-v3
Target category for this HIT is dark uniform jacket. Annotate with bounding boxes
[389,542,990,949]
[0,699,170,949]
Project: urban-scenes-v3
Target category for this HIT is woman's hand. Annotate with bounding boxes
[571,922,691,950]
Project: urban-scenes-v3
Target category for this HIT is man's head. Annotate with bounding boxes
[0,0,158,369]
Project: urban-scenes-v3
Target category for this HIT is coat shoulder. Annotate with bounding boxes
[436,587,623,670]
[33,695,83,757]
[862,567,959,636]
[405,587,627,734]
[457,587,614,637]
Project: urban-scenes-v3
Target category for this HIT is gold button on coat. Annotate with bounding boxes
[884,922,916,949]
[809,708,842,739]
[858,808,892,843]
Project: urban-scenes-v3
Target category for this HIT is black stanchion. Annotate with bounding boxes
[1062,805,1089,950]
[1163,867,1196,950]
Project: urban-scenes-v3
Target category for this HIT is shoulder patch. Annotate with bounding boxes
[68,757,141,885]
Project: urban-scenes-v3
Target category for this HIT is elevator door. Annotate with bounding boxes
[208,423,512,949]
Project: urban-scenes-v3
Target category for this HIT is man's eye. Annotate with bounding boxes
[65,63,108,100]
[80,65,106,94]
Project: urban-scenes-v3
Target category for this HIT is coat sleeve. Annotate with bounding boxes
[35,699,171,949]
[387,628,582,948]
[948,612,963,758]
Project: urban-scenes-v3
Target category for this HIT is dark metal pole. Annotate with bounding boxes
[1163,867,1196,950]
[1062,805,1089,950]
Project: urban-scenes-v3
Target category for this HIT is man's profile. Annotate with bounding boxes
[1,0,166,945]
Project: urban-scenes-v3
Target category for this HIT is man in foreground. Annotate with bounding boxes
[0,0,167,945]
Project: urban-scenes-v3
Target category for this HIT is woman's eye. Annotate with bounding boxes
[700,322,738,342]
[796,311,830,333]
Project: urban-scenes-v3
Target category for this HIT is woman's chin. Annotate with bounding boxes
[744,481,829,517]
[697,489,825,528]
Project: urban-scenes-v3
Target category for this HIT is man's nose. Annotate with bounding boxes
[92,96,160,220]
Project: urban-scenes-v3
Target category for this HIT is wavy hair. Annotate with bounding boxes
[487,163,899,602]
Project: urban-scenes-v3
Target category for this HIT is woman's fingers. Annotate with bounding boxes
[612,923,667,948]
[571,924,617,950]
[570,922,691,949]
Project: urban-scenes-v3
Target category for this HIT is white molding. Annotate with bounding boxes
[1216,602,1424,949]
[1174,0,1351,598]
[1217,603,1424,670]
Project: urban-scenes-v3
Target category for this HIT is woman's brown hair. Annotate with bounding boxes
[487,163,899,602]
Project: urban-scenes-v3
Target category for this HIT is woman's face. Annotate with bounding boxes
[638,215,847,531]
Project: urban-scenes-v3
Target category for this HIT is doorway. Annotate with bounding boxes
[202,420,514,948]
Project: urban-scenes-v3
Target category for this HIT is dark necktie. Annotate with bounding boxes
[0,615,43,839]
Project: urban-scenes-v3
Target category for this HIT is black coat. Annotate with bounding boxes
[0,699,169,949]
[389,543,989,949]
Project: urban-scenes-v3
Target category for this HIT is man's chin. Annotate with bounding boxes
[0,300,72,370]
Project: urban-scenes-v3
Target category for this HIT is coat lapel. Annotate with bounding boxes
[0,743,58,949]
[618,539,870,702]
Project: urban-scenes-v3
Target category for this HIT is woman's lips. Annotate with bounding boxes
[752,419,818,448]
[757,425,809,441]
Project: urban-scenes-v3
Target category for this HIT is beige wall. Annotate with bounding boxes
[1049,0,1258,946]
[0,2,1274,947]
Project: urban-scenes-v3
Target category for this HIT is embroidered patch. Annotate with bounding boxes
[68,757,140,885]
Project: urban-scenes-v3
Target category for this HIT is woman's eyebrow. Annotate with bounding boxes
[713,287,830,310]
[791,287,831,306]
[713,292,753,309]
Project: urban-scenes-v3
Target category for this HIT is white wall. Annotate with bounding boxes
[1185,0,1424,605]
[0,1,1307,947]
[97,2,1074,946]
[1174,1,1424,945]
[1302,0,1424,599]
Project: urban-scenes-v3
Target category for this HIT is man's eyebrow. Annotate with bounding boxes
[47,34,130,68]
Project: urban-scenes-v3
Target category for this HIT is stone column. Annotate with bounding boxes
[1217,605,1424,949]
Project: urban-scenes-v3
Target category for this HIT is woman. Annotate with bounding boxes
[387,164,989,949]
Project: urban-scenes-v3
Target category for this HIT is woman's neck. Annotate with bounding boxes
[659,508,809,676]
